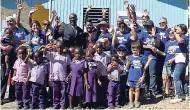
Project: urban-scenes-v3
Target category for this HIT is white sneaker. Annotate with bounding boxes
[170,97,182,104]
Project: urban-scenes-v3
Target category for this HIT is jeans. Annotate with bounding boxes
[149,59,157,93]
[173,63,186,96]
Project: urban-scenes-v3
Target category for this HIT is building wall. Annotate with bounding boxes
[1,0,188,28]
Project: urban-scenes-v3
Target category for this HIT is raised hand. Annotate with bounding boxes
[52,10,57,17]
[130,4,135,12]
[129,22,135,29]
[29,7,38,14]
[107,24,114,33]
[86,5,92,12]
[102,8,107,13]
[124,0,129,9]
[17,3,24,11]
[143,9,149,16]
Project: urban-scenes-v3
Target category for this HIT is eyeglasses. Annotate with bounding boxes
[159,22,166,25]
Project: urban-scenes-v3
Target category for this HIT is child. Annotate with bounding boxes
[11,46,30,109]
[93,42,111,108]
[69,47,75,60]
[44,40,71,109]
[66,47,88,109]
[1,28,13,75]
[107,55,123,109]
[28,50,48,109]
[126,43,152,108]
[85,47,102,109]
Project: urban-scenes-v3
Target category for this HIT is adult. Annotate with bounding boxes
[170,24,189,103]
[1,16,26,104]
[58,13,86,48]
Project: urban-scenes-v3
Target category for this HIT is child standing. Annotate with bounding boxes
[66,47,88,109]
[85,47,102,109]
[126,43,152,108]
[11,46,30,109]
[1,28,13,75]
[44,40,71,109]
[107,55,123,109]
[28,50,48,109]
[94,42,111,108]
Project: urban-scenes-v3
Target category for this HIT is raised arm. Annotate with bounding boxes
[130,22,138,41]
[28,7,38,28]
[84,5,92,24]
[175,33,184,43]
[112,30,118,47]
[130,4,137,22]
[124,0,132,22]
[16,3,24,28]
[102,8,107,20]
[50,10,57,25]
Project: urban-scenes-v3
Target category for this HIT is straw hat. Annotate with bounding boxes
[97,20,109,27]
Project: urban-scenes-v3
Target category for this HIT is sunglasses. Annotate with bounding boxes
[159,22,166,25]
[43,23,49,26]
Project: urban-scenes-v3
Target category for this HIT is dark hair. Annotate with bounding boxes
[4,28,13,35]
[86,47,95,55]
[95,42,103,48]
[34,50,43,57]
[142,15,150,20]
[17,46,27,53]
[56,40,65,47]
[177,24,187,34]
[75,47,83,54]
[131,42,141,49]
[86,19,92,23]
[30,20,42,45]
[111,54,119,61]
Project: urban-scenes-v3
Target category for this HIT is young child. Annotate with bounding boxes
[93,42,111,108]
[85,47,102,109]
[11,46,31,109]
[107,55,123,109]
[28,50,48,109]
[66,47,88,109]
[44,40,71,109]
[126,43,152,108]
[1,28,13,75]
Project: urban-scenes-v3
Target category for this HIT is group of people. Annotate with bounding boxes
[0,0,189,109]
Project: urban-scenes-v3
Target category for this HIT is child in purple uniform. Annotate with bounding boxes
[93,42,111,108]
[1,28,13,75]
[85,47,102,109]
[126,43,152,108]
[107,55,123,109]
[44,40,71,109]
[66,47,88,109]
[28,51,48,109]
[11,46,30,109]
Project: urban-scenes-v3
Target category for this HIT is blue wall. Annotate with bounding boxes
[1,0,188,28]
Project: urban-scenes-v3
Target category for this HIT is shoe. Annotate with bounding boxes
[23,106,29,109]
[75,104,82,109]
[185,94,189,100]
[170,96,182,104]
[61,105,66,109]
[134,101,141,108]
[67,105,73,109]
[53,105,60,109]
[150,92,156,98]
[17,105,23,109]
[128,101,134,109]
[115,105,121,108]
[108,106,114,109]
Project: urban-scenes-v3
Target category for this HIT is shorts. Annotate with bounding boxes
[127,81,145,88]
[162,63,174,76]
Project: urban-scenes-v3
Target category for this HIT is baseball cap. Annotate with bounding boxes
[144,20,154,27]
[117,44,127,51]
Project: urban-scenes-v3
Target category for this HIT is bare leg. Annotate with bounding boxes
[68,95,73,108]
[5,55,10,74]
[129,88,134,102]
[135,88,140,101]
[165,74,169,94]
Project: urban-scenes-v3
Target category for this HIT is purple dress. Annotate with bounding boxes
[85,60,100,103]
[68,59,86,96]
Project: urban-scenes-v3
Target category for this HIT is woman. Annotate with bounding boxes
[25,20,46,52]
[170,24,189,103]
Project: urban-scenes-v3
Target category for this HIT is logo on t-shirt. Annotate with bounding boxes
[160,32,166,40]
[167,46,178,54]
[132,60,142,68]
[144,38,155,47]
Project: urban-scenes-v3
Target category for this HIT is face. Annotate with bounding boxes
[117,48,126,58]
[86,22,93,32]
[17,49,27,60]
[4,29,12,38]
[117,18,124,26]
[69,14,77,26]
[100,24,107,33]
[131,47,140,56]
[69,47,75,56]
[43,21,50,30]
[32,23,40,33]
[111,57,118,66]
[7,19,16,29]
[74,48,82,59]
[86,52,94,61]
[145,25,152,33]
[169,30,175,40]
[34,52,43,64]
[119,24,126,33]
[142,16,148,25]
[159,18,167,29]
[56,41,64,54]
[176,26,184,35]
[95,45,103,54]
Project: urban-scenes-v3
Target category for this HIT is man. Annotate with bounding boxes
[58,13,86,48]
[1,16,26,104]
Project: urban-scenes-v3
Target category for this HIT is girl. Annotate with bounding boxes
[11,46,31,109]
[85,47,102,109]
[107,55,123,109]
[1,28,13,75]
[44,40,71,109]
[28,50,48,109]
[126,43,152,108]
[66,47,88,109]
[25,20,46,52]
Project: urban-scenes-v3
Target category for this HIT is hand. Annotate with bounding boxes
[126,56,130,62]
[86,5,92,12]
[29,7,38,14]
[137,76,145,85]
[27,48,32,56]
[168,59,174,64]
[112,61,118,68]
[150,47,157,52]
[52,10,57,17]
[98,79,102,86]
[65,77,69,83]
[108,74,113,80]
[130,22,135,29]
[11,80,15,85]
[17,3,24,11]
[85,82,90,89]
[124,0,129,9]
[102,8,107,14]
[143,9,149,16]
[130,4,136,12]
[148,55,152,61]
[151,27,156,37]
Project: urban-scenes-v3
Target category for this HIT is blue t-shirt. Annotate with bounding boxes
[98,32,112,51]
[25,32,46,52]
[164,40,178,63]
[127,55,147,81]
[140,32,160,59]
[175,35,189,54]
[116,33,130,46]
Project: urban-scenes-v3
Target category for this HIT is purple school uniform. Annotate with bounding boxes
[107,64,122,107]
[28,59,48,108]
[85,60,101,103]
[1,36,11,55]
[12,58,30,107]
[68,59,86,96]
[46,52,71,107]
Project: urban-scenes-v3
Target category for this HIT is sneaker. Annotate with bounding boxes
[134,101,141,108]
[67,105,73,109]
[61,105,66,109]
[185,94,189,100]
[170,96,182,104]
[17,105,23,109]
[107,106,114,109]
[115,105,121,108]
[23,106,29,109]
[128,101,134,109]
